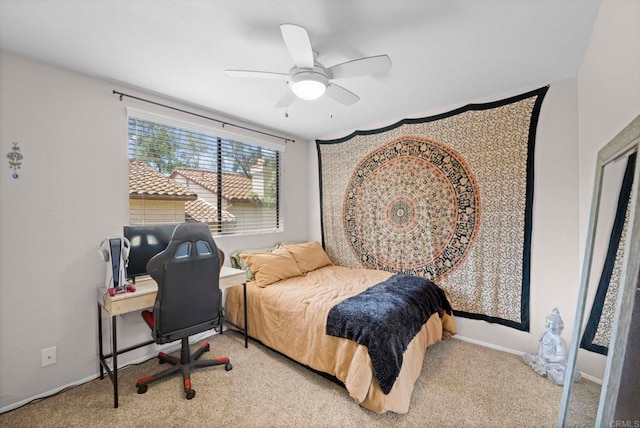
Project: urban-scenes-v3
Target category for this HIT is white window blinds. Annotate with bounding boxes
[127,113,281,235]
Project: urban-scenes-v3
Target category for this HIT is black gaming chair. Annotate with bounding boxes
[135,222,232,400]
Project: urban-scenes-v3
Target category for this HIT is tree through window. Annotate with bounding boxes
[128,115,281,235]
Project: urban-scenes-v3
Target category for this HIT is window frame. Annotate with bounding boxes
[126,108,284,237]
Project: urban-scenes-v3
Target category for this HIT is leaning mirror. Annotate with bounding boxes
[558,115,640,426]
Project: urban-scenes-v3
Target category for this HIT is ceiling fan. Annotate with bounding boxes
[225,24,392,107]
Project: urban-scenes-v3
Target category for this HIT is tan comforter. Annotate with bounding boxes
[225,265,456,413]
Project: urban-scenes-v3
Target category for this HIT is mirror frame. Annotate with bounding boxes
[558,114,640,426]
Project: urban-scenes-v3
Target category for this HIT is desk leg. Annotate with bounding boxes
[243,282,248,349]
[112,315,119,408]
[98,304,104,380]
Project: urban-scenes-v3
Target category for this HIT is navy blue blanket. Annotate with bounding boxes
[325,274,451,394]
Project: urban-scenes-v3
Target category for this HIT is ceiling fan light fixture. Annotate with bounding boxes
[290,70,328,100]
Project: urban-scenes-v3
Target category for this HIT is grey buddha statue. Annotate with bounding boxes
[523,308,581,386]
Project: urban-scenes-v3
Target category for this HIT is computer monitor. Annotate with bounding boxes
[123,224,179,280]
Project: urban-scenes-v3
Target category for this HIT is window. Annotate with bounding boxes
[127,111,282,236]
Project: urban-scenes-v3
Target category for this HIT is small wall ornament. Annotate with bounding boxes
[7,142,23,179]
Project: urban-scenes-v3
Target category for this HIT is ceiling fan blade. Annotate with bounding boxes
[327,54,392,79]
[280,24,314,69]
[225,70,289,79]
[326,84,360,105]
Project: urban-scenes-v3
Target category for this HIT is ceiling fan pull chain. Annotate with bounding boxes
[285,81,290,118]
[329,96,333,119]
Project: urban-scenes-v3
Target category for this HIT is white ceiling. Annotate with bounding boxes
[0,0,601,142]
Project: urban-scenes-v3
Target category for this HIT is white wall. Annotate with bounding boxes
[0,51,310,411]
[574,0,640,379]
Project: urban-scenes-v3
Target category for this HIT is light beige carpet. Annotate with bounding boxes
[0,332,599,427]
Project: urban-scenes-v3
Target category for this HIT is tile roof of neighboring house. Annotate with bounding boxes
[129,161,197,200]
[129,161,234,223]
[186,198,236,224]
[170,168,253,201]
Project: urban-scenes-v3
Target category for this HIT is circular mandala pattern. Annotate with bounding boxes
[386,195,416,232]
[343,137,481,280]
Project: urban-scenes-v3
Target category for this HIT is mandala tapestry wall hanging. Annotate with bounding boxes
[316,87,548,331]
[581,152,636,355]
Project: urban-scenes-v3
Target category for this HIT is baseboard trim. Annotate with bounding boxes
[0,329,219,415]
[2,330,600,414]
[452,335,603,385]
[453,334,525,356]
[0,373,99,414]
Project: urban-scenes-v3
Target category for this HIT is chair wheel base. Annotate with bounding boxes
[135,339,232,400]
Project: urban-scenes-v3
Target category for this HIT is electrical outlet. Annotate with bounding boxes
[42,347,56,367]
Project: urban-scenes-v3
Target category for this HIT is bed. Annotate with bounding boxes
[224,241,457,414]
